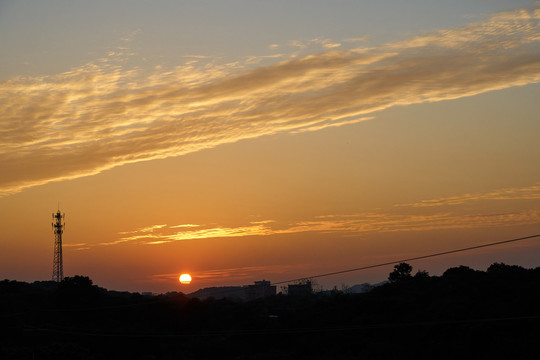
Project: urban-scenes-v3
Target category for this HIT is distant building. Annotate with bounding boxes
[288,280,312,296]
[188,286,244,300]
[189,282,277,301]
[244,280,276,301]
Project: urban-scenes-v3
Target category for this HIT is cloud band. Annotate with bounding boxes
[1,8,539,196]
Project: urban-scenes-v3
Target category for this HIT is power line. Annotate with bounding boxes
[273,234,540,285]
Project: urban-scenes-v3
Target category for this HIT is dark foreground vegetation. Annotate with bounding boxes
[2,263,540,359]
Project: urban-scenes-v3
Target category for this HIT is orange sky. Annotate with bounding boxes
[1,2,539,293]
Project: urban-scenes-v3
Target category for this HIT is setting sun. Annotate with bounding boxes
[179,274,192,284]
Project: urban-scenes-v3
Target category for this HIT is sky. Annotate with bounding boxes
[1,0,539,294]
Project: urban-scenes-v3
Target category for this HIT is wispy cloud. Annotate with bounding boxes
[278,210,540,235]
[126,209,538,246]
[151,265,297,284]
[343,37,369,43]
[169,224,200,229]
[118,222,274,245]
[1,8,539,196]
[63,242,89,248]
[66,185,539,250]
[396,183,540,207]
[137,224,167,233]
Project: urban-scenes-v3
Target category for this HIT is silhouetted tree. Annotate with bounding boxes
[414,269,430,279]
[56,275,100,306]
[487,262,526,275]
[442,265,478,279]
[388,262,413,283]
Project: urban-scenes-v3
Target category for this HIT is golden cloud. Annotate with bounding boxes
[1,8,539,196]
[396,183,540,207]
[65,187,539,250]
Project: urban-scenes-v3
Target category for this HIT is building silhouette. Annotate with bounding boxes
[244,280,276,301]
[288,280,312,296]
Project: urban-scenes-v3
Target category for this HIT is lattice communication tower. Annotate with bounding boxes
[52,210,65,282]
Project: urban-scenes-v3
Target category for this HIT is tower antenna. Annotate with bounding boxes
[52,209,65,282]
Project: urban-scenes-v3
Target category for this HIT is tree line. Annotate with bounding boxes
[2,262,540,359]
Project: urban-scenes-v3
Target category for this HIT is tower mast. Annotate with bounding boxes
[52,209,65,282]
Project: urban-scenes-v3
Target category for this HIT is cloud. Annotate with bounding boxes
[117,222,274,245]
[396,183,540,207]
[150,268,260,282]
[169,224,200,229]
[151,264,298,284]
[65,186,539,250]
[63,242,89,248]
[310,38,342,49]
[291,116,374,133]
[343,37,369,43]
[277,210,540,235]
[122,209,538,246]
[1,8,539,196]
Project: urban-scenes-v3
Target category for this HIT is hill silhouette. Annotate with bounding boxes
[2,263,540,359]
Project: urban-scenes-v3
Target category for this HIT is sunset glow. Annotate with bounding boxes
[1,1,539,294]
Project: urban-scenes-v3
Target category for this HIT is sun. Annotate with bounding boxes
[179,273,192,284]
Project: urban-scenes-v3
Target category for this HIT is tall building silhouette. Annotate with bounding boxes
[52,209,65,282]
